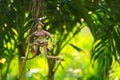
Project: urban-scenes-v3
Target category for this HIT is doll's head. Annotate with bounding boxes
[36,22,44,30]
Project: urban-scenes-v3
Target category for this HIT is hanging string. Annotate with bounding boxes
[32,0,40,24]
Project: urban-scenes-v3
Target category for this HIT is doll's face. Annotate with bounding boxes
[37,24,42,29]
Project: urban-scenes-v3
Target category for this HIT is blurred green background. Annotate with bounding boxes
[1,0,120,80]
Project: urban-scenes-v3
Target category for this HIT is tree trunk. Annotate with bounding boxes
[48,60,55,80]
[48,69,54,80]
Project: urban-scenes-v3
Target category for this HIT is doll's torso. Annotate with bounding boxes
[34,30,48,44]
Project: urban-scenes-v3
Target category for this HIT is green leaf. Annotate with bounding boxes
[69,43,82,52]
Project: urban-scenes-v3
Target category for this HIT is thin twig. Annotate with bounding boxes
[53,60,64,73]
[17,59,26,80]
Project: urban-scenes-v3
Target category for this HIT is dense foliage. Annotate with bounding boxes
[0,0,120,80]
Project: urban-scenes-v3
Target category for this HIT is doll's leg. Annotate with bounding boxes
[43,45,64,61]
[27,44,40,60]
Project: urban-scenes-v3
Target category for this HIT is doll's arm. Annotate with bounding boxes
[46,31,54,48]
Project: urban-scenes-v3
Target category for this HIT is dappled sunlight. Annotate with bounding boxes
[0,58,6,64]
[26,55,48,79]
[54,27,95,80]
